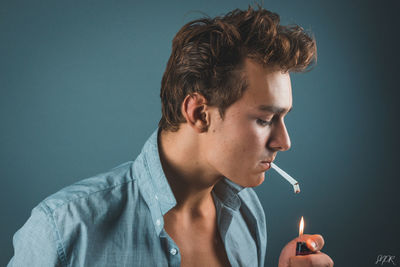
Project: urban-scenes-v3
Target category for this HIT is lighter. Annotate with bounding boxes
[296,216,313,256]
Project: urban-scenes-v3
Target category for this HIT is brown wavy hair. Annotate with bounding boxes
[159,6,317,132]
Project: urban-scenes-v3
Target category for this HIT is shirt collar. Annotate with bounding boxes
[213,177,244,211]
[142,128,176,215]
[140,128,245,219]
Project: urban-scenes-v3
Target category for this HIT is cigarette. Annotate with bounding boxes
[270,163,300,194]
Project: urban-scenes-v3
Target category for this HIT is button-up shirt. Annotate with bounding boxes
[8,128,266,267]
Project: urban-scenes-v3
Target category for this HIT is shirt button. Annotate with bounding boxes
[156,219,161,226]
[170,248,177,255]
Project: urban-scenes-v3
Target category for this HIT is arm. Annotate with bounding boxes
[8,204,66,267]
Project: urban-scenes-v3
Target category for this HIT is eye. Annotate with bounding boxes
[256,118,272,126]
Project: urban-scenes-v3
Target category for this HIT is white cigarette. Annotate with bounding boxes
[270,163,300,194]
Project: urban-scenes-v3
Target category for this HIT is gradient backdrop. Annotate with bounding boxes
[1,0,399,266]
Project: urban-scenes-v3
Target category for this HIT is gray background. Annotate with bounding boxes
[1,0,399,266]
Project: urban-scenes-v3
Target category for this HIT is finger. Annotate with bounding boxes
[306,234,325,252]
[289,252,334,267]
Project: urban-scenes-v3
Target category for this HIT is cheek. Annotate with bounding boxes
[232,118,266,144]
[219,123,266,161]
[238,133,266,161]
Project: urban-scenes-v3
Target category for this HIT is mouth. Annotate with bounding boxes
[260,161,272,171]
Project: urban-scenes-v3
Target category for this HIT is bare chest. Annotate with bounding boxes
[164,221,230,267]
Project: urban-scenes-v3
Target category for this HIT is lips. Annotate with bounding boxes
[260,161,272,171]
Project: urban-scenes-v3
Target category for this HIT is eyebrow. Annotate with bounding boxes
[257,105,292,114]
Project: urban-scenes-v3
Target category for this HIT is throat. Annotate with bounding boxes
[163,199,230,267]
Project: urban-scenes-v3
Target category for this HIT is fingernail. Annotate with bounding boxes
[310,241,317,250]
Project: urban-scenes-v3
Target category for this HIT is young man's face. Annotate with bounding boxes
[205,58,292,187]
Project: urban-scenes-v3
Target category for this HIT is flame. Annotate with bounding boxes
[299,216,304,237]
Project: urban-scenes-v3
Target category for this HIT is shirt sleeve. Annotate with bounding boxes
[7,204,66,267]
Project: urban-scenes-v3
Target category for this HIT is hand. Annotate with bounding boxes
[278,234,334,267]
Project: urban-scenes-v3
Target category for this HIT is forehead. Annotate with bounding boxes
[236,58,292,111]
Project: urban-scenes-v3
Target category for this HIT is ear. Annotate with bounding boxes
[181,93,210,133]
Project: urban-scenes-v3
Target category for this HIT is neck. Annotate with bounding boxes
[158,127,222,216]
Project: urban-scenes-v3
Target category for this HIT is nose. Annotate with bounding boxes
[267,118,291,152]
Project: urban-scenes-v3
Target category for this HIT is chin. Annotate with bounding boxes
[249,175,265,187]
[236,174,265,188]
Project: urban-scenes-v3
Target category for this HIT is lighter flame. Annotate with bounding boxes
[299,216,304,237]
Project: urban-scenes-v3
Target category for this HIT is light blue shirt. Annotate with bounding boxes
[8,128,266,267]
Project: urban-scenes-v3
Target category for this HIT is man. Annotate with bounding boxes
[8,6,333,267]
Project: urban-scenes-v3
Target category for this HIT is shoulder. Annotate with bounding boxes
[40,161,136,214]
[8,160,149,266]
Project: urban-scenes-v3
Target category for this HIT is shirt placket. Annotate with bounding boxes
[159,229,181,267]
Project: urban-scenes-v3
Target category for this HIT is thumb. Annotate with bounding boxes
[304,234,325,252]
